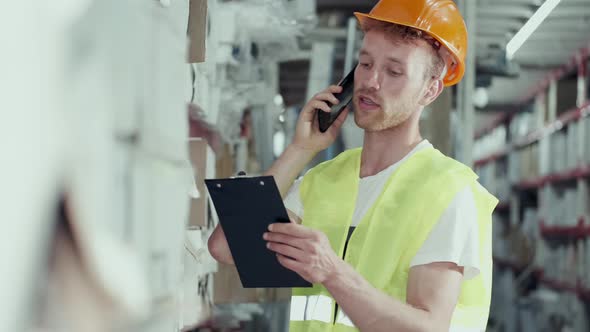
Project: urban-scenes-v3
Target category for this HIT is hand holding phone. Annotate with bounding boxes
[317,66,356,133]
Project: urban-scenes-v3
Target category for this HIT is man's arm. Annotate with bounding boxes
[324,261,463,332]
[208,86,349,265]
[265,222,463,332]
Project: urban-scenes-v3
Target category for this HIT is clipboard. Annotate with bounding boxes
[205,176,312,288]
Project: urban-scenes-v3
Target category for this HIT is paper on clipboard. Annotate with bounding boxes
[205,176,311,288]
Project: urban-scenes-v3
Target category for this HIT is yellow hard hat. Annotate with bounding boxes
[355,0,468,86]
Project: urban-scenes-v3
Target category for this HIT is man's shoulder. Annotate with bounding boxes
[437,154,475,176]
[308,148,362,173]
[429,153,498,210]
[405,148,476,180]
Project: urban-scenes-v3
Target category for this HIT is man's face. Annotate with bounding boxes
[353,30,435,132]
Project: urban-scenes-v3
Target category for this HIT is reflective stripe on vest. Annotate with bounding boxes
[290,295,355,327]
[335,307,354,327]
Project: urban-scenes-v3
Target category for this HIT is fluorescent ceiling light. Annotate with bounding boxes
[506,0,562,60]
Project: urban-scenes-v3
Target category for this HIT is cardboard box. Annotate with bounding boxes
[213,264,291,304]
[187,0,207,63]
[213,264,258,304]
[188,138,215,227]
[215,143,234,178]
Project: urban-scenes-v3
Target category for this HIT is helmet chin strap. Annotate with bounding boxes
[437,46,457,81]
[422,35,452,81]
[439,65,448,81]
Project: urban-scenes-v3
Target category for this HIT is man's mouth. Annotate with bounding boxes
[357,94,380,110]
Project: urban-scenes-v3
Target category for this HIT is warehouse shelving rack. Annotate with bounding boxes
[536,272,590,302]
[474,44,590,305]
[490,258,590,302]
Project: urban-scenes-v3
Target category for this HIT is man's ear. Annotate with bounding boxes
[419,79,444,107]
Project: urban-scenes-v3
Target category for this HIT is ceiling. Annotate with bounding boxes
[478,0,590,106]
[279,0,590,108]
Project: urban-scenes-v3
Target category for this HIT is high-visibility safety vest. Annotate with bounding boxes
[290,147,497,332]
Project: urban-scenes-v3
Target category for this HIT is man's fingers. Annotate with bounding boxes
[269,222,315,238]
[315,92,339,105]
[267,243,307,262]
[327,85,343,94]
[310,100,332,114]
[263,231,305,250]
[276,254,306,273]
[301,85,342,117]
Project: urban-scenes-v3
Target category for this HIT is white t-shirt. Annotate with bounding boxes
[284,140,481,280]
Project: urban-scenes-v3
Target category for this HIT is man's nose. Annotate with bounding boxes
[361,68,380,91]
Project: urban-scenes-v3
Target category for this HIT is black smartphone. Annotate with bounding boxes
[317,66,356,133]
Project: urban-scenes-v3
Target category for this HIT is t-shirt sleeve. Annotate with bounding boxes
[410,186,481,280]
[283,176,304,219]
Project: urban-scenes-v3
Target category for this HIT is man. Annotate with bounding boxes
[208,0,497,331]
